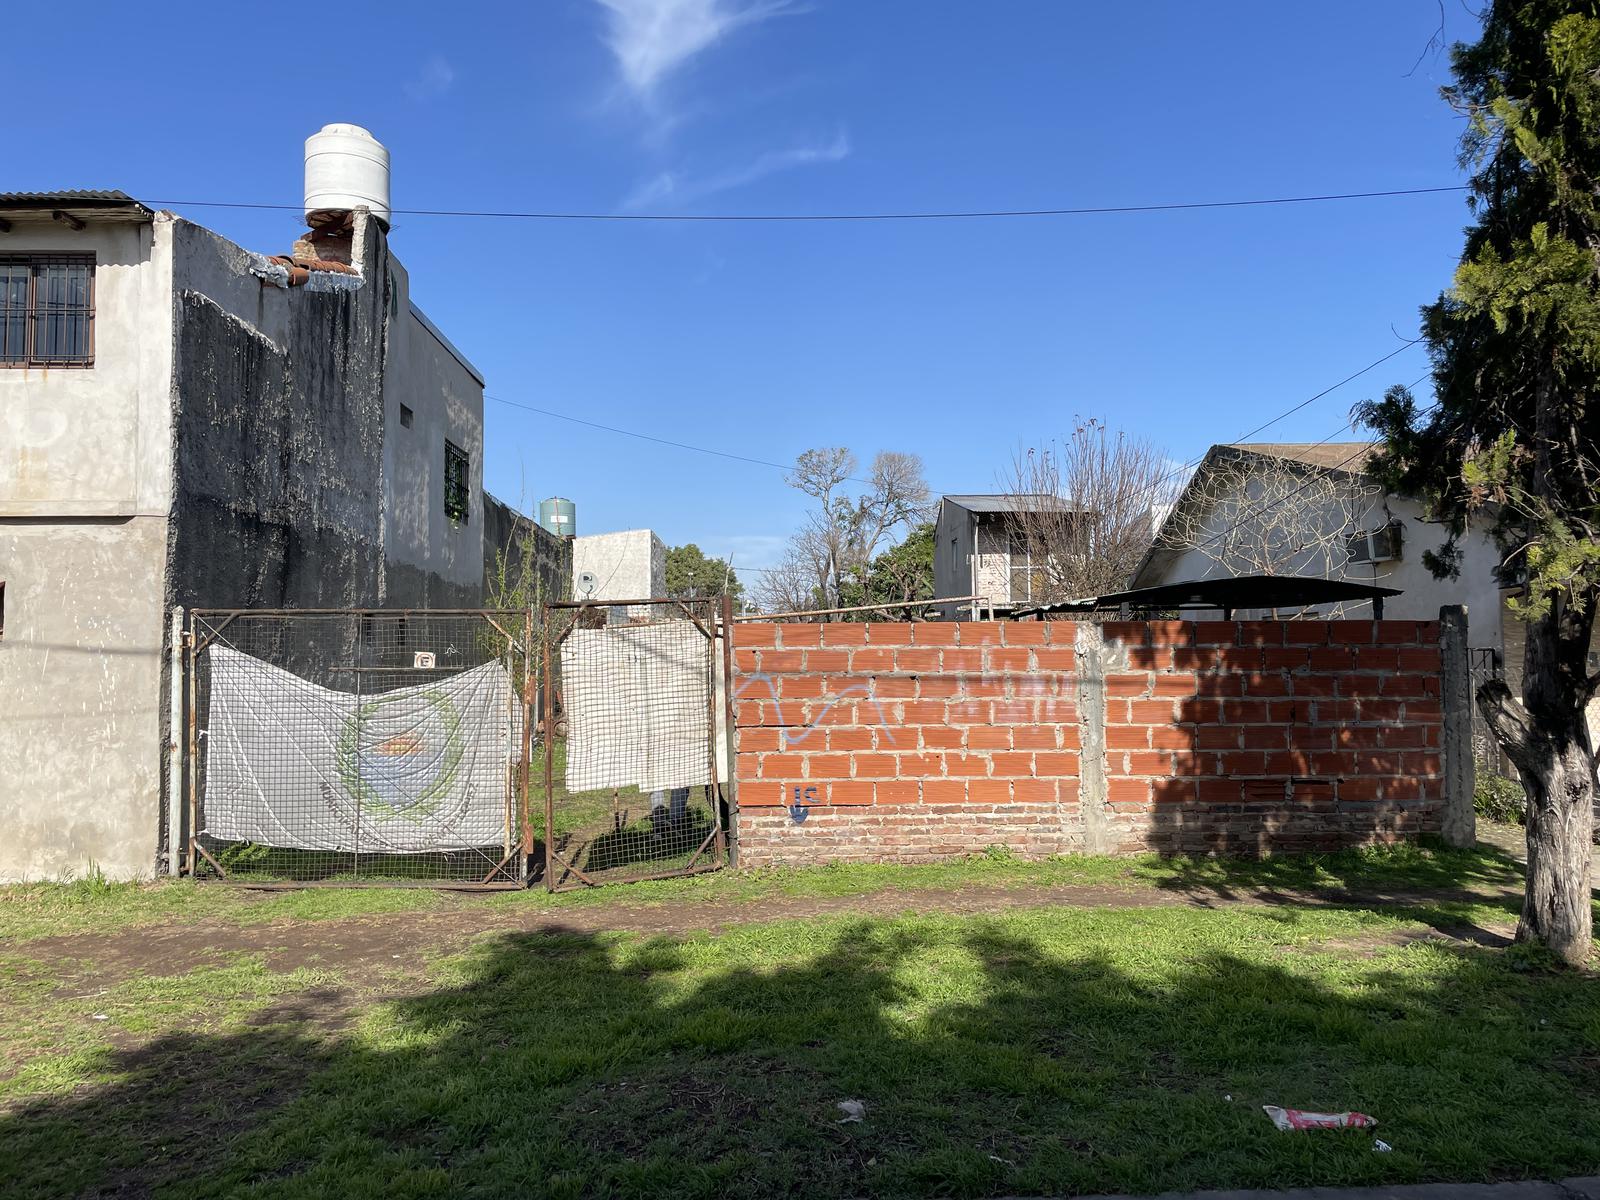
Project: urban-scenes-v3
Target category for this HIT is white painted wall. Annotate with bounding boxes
[1140,487,1507,651]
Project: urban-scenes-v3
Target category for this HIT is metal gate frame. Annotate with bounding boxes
[541,594,734,892]
[184,607,535,889]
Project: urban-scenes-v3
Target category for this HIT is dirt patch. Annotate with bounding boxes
[15,877,1524,998]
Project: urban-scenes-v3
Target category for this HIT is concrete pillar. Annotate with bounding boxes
[1439,605,1476,848]
[1075,622,1114,854]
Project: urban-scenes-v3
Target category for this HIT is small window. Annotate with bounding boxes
[399,403,414,429]
[0,255,95,367]
[444,440,470,524]
[1347,521,1403,565]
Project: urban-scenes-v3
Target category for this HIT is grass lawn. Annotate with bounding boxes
[1,843,1596,1198]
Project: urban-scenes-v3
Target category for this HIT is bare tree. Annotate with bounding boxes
[758,446,932,615]
[754,528,828,615]
[1003,419,1184,602]
[1157,448,1382,588]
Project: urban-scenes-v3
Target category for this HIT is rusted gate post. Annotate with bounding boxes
[521,606,535,885]
[721,592,738,869]
[542,607,556,891]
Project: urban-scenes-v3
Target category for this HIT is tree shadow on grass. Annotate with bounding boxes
[2,911,1597,1199]
[1129,806,1528,927]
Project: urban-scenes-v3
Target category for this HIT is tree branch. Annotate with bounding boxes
[1476,676,1546,776]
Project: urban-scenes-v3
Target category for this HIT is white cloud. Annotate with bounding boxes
[594,0,797,98]
[624,130,849,208]
[405,56,455,101]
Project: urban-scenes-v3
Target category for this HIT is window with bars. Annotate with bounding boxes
[444,439,470,524]
[0,256,95,367]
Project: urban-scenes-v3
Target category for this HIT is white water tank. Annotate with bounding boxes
[304,124,391,228]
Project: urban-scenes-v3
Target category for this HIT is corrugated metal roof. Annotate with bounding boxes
[0,189,141,203]
[941,493,1083,514]
[0,190,152,219]
[1010,574,1401,619]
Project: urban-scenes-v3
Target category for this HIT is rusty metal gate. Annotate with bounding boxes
[185,609,534,887]
[541,596,732,891]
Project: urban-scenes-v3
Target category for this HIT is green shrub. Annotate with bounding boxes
[1475,774,1527,825]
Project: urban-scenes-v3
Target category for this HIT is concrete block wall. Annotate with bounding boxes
[731,618,1447,866]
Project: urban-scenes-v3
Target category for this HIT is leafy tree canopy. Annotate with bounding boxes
[836,522,936,620]
[665,543,743,604]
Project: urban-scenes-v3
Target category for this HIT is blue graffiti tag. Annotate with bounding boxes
[789,785,819,823]
[732,672,898,747]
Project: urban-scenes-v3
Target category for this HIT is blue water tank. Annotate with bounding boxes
[539,496,576,537]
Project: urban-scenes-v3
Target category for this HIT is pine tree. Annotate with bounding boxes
[1360,0,1600,963]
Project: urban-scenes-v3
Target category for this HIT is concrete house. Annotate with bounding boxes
[1130,443,1505,645]
[933,494,1083,616]
[0,135,564,882]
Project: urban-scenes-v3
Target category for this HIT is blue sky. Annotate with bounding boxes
[15,1,1477,578]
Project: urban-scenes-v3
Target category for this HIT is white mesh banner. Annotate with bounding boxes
[561,621,711,793]
[202,646,521,853]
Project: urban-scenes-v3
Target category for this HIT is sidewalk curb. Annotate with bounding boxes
[1027,1181,1600,1200]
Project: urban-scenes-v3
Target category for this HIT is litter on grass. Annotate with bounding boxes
[836,1100,866,1124]
[1374,1140,1393,1153]
[1262,1105,1377,1132]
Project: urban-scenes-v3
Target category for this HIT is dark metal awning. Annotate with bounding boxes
[1009,575,1402,620]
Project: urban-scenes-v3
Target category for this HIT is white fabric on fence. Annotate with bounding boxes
[203,646,521,853]
[561,621,711,793]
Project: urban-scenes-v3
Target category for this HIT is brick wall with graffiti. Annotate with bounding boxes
[730,618,1447,866]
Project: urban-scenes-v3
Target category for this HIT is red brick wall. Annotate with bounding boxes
[731,618,1444,866]
[733,621,1081,865]
[1093,619,1443,855]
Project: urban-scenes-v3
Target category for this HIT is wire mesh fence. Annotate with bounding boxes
[187,610,533,887]
[541,597,730,891]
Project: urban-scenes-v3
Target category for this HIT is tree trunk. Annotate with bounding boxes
[1478,597,1596,966]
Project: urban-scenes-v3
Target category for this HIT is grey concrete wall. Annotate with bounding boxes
[2,207,495,880]
[483,491,572,610]
[933,501,976,617]
[164,215,391,611]
[0,518,169,880]
[380,252,484,608]
[0,211,174,881]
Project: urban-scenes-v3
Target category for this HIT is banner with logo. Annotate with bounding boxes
[202,646,521,852]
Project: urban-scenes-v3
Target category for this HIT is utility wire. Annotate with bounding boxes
[1184,371,1435,556]
[1113,338,1425,517]
[484,394,875,486]
[489,339,1425,502]
[145,184,1468,224]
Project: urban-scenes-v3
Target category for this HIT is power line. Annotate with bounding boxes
[1185,371,1435,556]
[489,338,1425,503]
[145,184,1468,224]
[1081,337,1426,519]
[484,394,876,486]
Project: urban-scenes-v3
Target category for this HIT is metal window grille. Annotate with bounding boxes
[1468,646,1516,782]
[0,255,94,367]
[186,609,534,887]
[541,596,731,891]
[444,440,470,523]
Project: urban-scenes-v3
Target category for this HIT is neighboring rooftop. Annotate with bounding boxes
[1224,442,1378,473]
[942,493,1083,514]
[0,190,152,225]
